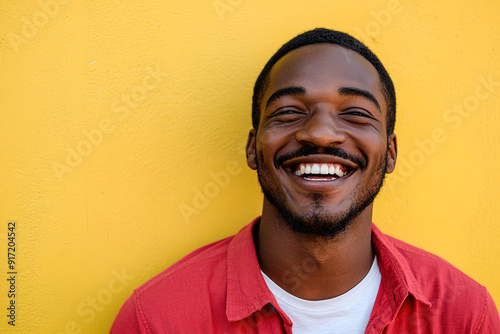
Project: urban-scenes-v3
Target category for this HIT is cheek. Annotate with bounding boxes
[256,130,290,159]
[258,129,284,145]
[352,129,386,152]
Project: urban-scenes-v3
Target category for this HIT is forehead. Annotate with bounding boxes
[264,44,386,110]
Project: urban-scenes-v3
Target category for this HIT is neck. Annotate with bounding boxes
[256,201,375,300]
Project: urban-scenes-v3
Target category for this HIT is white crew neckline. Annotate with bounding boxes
[261,256,381,313]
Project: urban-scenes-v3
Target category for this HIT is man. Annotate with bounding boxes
[111,28,499,333]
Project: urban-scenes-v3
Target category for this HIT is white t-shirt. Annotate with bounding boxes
[261,256,381,334]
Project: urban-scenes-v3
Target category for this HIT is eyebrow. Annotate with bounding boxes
[264,85,382,113]
[265,86,306,108]
[338,87,381,113]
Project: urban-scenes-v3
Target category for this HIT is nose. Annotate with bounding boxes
[295,110,346,147]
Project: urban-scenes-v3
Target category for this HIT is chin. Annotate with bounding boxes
[278,204,366,239]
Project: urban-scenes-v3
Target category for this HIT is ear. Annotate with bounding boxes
[246,129,257,170]
[385,133,397,173]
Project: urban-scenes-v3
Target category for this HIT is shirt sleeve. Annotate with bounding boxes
[476,288,500,333]
[110,291,150,334]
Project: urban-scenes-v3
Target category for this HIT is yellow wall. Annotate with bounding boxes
[1,0,499,332]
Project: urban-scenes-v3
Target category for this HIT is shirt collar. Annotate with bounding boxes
[371,224,431,308]
[225,218,431,322]
[226,217,278,322]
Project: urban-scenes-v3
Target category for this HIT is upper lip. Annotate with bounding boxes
[281,154,359,171]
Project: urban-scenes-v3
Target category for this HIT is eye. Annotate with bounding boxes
[272,108,301,116]
[341,109,375,119]
[269,108,306,121]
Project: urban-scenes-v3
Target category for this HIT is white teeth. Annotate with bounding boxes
[311,164,320,174]
[320,164,329,174]
[293,163,348,178]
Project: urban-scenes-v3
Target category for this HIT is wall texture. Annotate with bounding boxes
[0,0,499,332]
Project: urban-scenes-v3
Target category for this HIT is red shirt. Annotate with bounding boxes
[111,218,500,333]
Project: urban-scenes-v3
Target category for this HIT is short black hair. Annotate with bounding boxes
[252,28,396,136]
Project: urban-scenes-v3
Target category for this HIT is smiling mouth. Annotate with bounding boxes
[291,163,353,181]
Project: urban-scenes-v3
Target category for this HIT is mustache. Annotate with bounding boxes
[274,145,367,170]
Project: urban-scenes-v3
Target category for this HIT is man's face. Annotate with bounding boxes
[246,44,397,238]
